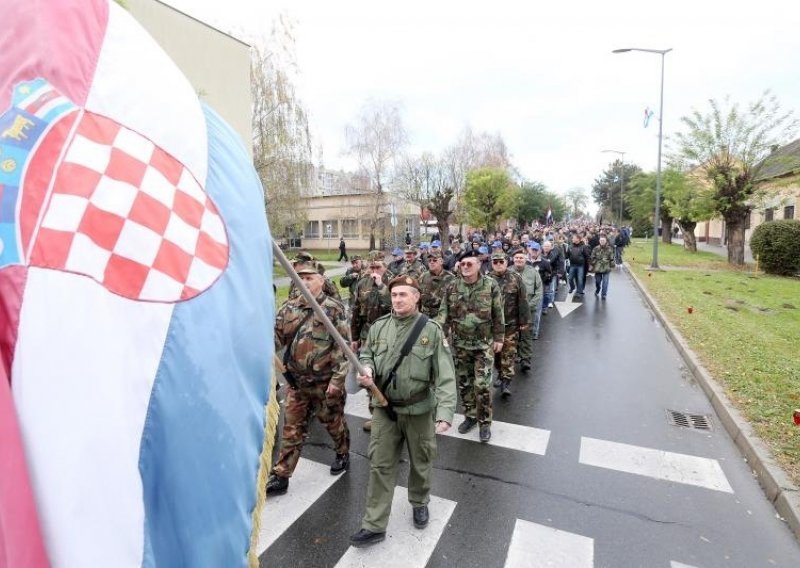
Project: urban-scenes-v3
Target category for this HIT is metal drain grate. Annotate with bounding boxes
[667,410,712,431]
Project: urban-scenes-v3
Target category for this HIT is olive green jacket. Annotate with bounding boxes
[360,312,457,423]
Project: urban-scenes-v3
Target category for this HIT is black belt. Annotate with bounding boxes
[388,389,430,408]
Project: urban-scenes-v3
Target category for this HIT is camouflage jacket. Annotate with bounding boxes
[489,269,531,329]
[275,293,350,389]
[437,274,505,349]
[288,277,341,302]
[339,268,363,304]
[418,269,455,319]
[360,312,456,421]
[590,244,616,273]
[351,272,392,342]
[398,259,427,280]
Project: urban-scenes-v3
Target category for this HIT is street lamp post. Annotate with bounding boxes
[601,149,626,225]
[612,47,672,270]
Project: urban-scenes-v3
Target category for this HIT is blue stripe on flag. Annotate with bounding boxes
[139,105,273,567]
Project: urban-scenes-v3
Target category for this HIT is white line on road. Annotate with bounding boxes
[346,389,550,456]
[335,487,457,568]
[579,437,733,493]
[671,562,700,568]
[504,519,594,567]
[257,458,345,554]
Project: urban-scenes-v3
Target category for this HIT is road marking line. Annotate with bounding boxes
[335,487,457,568]
[346,390,550,456]
[671,562,700,568]
[256,458,345,554]
[504,519,594,567]
[579,437,733,493]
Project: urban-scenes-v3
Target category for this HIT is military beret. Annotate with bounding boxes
[491,252,507,261]
[388,275,420,292]
[294,261,319,275]
[459,250,481,260]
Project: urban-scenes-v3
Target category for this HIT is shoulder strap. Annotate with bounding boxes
[385,314,429,389]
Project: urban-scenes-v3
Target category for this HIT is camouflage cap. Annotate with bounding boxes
[404,245,417,253]
[367,251,385,263]
[293,251,315,263]
[388,274,420,292]
[294,261,320,275]
[491,252,507,261]
[428,250,443,259]
[351,255,362,261]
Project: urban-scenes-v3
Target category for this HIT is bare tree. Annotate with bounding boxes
[397,152,454,241]
[345,100,407,250]
[251,15,313,241]
[565,187,588,218]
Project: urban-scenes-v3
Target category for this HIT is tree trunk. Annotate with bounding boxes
[369,232,376,251]
[678,220,697,252]
[661,215,673,244]
[725,213,747,266]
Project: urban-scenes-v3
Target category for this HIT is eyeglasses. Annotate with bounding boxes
[460,261,477,267]
[492,259,506,264]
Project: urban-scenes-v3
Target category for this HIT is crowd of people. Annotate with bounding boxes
[267,222,632,547]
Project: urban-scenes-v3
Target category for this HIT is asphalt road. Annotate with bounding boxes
[258,268,800,567]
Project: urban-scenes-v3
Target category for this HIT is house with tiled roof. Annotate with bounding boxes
[695,138,800,246]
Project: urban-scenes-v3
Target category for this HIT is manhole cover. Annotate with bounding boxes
[667,409,712,431]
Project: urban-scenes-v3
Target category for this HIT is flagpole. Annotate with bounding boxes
[271,240,388,407]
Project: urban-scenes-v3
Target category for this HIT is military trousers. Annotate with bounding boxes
[453,344,494,425]
[361,407,436,532]
[518,296,543,364]
[273,383,350,479]
[495,329,520,383]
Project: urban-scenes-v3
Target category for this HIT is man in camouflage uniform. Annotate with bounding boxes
[387,247,405,276]
[511,249,541,374]
[418,250,454,318]
[437,250,504,442]
[288,251,341,301]
[351,252,392,350]
[267,261,351,495]
[339,255,363,307]
[350,251,393,432]
[399,245,427,280]
[489,252,530,397]
[350,275,457,547]
[590,234,616,299]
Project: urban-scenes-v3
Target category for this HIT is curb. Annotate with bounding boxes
[625,264,800,541]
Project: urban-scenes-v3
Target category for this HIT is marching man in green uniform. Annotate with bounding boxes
[437,249,504,442]
[350,275,457,547]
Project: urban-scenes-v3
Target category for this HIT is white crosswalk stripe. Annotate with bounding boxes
[256,458,345,554]
[335,487,457,568]
[504,519,594,567]
[345,389,551,456]
[671,562,701,568]
[579,437,734,493]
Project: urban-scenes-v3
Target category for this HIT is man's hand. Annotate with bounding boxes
[326,382,342,397]
[371,273,383,286]
[518,325,529,333]
[435,421,450,434]
[351,340,360,352]
[493,341,504,353]
[357,367,375,388]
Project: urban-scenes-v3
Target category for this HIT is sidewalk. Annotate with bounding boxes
[673,237,754,264]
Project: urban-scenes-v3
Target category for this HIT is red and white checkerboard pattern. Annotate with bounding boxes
[31,111,228,302]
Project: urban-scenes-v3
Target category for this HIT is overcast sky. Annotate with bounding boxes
[163,0,800,209]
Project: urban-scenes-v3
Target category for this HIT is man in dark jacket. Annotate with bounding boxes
[567,233,591,296]
[542,239,563,303]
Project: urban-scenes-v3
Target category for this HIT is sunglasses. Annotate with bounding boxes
[492,259,506,264]
[460,261,477,267]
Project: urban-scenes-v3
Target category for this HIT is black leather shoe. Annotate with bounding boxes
[457,417,478,434]
[479,424,491,443]
[413,505,429,529]
[266,475,288,495]
[500,381,512,398]
[331,453,349,475]
[350,528,386,547]
[520,362,531,373]
[493,377,502,388]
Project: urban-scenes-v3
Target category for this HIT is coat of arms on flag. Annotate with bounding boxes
[0,1,274,567]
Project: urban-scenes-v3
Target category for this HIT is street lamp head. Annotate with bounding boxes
[612,48,632,53]
[613,47,673,55]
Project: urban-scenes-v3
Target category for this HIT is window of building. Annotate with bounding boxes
[785,205,795,220]
[341,219,359,238]
[361,219,372,237]
[322,220,337,238]
[764,208,774,222]
[304,220,319,238]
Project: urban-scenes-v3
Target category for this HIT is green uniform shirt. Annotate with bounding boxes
[489,269,531,329]
[437,274,505,349]
[360,313,457,423]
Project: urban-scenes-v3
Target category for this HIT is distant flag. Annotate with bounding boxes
[644,107,655,128]
[0,1,274,567]
[546,205,554,225]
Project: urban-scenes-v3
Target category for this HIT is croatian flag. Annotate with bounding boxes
[0,1,273,567]
[546,206,553,225]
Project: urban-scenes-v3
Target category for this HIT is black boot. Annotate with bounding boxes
[458,417,478,434]
[350,528,386,547]
[501,380,512,398]
[330,453,349,475]
[413,505,429,529]
[479,424,491,443]
[266,474,289,496]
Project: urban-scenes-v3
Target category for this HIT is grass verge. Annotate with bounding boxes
[626,239,800,484]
